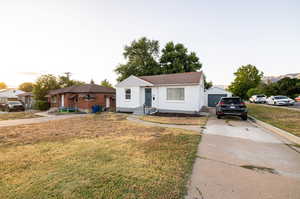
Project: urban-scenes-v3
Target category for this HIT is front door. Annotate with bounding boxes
[106,97,110,108]
[145,88,152,107]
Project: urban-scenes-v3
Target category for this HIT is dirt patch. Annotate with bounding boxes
[152,112,202,117]
[140,115,207,126]
[0,113,196,147]
[0,112,41,121]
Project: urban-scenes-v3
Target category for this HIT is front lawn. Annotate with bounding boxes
[0,112,41,121]
[247,104,300,137]
[0,113,201,199]
[141,115,207,126]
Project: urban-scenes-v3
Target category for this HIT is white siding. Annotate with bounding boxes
[155,85,202,112]
[116,87,141,109]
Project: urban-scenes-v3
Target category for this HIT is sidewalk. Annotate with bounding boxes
[0,113,85,127]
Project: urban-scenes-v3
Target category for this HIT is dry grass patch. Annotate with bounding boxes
[141,115,207,126]
[247,104,300,137]
[0,112,202,199]
[0,112,41,121]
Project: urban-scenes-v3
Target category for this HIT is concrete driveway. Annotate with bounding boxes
[186,112,300,199]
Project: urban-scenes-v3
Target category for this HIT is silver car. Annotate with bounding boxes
[266,96,295,106]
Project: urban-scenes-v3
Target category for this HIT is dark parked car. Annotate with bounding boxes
[216,97,248,120]
[0,101,25,112]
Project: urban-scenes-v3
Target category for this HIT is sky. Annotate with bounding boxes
[0,0,299,87]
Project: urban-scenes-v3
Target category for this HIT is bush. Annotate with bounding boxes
[247,88,263,99]
[34,100,50,111]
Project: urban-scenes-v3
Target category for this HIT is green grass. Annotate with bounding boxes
[247,104,300,137]
[0,112,41,121]
[0,113,202,199]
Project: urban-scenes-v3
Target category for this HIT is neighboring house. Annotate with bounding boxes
[205,86,232,107]
[47,84,116,112]
[18,92,35,109]
[0,89,24,103]
[116,72,205,115]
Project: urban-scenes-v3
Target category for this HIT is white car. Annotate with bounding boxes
[249,95,267,103]
[266,96,295,106]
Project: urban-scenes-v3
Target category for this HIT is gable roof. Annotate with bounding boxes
[0,89,24,98]
[115,75,153,87]
[49,84,115,95]
[17,92,33,97]
[138,71,203,85]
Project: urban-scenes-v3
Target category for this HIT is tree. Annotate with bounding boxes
[276,77,300,98]
[228,65,263,99]
[0,82,7,89]
[100,79,113,88]
[58,72,85,88]
[160,42,202,74]
[19,82,34,92]
[247,88,262,98]
[115,37,161,81]
[203,75,213,90]
[33,74,60,101]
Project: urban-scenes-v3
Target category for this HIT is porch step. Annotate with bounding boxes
[144,107,157,115]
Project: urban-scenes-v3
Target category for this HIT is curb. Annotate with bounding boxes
[247,103,300,112]
[248,115,300,145]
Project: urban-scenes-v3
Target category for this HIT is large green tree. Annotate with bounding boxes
[228,65,263,99]
[115,37,161,81]
[160,42,202,74]
[33,74,60,101]
[19,82,34,92]
[0,82,7,89]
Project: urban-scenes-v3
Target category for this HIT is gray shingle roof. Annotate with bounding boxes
[48,84,115,95]
[138,71,203,85]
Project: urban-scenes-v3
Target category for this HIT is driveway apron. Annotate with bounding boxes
[186,113,300,199]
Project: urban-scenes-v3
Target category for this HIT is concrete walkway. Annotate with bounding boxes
[186,114,300,199]
[0,113,85,127]
[127,115,202,132]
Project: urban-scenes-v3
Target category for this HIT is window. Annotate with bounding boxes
[167,88,184,101]
[125,89,131,100]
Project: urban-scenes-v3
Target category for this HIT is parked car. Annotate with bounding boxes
[0,101,25,112]
[249,94,267,103]
[295,96,300,102]
[216,97,248,120]
[266,96,295,106]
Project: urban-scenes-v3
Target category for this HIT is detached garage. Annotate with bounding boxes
[205,87,232,107]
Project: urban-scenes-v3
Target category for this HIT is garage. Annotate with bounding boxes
[205,87,232,107]
[208,94,227,107]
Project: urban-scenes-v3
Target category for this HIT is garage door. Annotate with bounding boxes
[208,94,227,107]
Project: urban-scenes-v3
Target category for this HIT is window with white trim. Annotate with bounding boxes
[167,88,185,101]
[125,88,131,100]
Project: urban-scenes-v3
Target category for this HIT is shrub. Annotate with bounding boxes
[34,100,50,111]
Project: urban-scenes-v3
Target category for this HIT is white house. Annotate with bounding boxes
[204,86,232,107]
[115,72,205,115]
[0,89,24,104]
